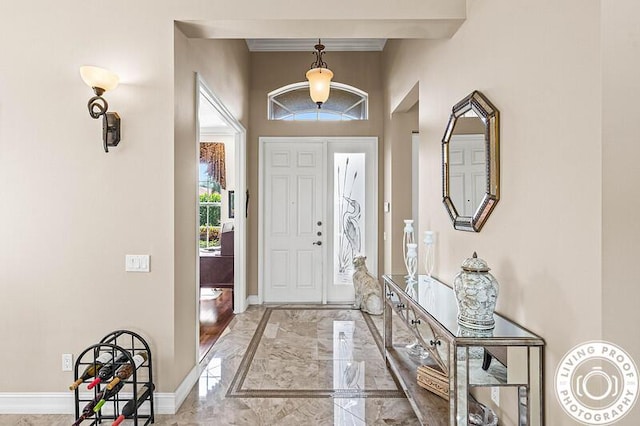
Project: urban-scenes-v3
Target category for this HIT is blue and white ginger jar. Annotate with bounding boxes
[453,252,499,330]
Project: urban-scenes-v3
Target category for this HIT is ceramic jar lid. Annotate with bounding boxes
[461,252,490,272]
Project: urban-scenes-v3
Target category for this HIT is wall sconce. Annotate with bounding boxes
[80,66,121,153]
[305,39,333,109]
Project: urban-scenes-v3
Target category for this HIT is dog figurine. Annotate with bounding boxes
[352,256,383,315]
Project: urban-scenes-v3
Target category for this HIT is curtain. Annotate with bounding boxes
[200,142,226,189]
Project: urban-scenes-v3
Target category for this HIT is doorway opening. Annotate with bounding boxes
[387,82,419,274]
[196,75,247,361]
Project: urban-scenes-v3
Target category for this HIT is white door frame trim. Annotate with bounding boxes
[258,136,378,304]
[195,75,248,362]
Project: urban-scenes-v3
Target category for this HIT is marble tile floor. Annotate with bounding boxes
[0,306,419,426]
[228,307,404,398]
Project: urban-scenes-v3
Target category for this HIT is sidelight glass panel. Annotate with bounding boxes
[334,153,366,285]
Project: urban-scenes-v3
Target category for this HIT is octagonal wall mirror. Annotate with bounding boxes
[442,91,499,232]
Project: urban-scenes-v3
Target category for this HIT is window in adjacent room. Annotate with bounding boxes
[199,142,225,249]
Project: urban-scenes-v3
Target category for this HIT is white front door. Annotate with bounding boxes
[449,135,486,216]
[263,141,324,302]
[260,137,378,304]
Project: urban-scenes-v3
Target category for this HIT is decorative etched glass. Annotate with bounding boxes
[334,153,366,285]
[333,320,365,423]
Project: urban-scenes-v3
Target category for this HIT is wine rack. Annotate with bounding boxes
[72,330,155,426]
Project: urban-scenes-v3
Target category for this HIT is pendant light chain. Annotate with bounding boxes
[310,39,328,69]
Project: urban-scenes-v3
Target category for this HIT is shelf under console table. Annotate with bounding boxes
[382,274,545,425]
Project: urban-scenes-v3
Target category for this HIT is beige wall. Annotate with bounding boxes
[384,105,419,274]
[382,0,602,423]
[602,0,640,424]
[0,2,251,393]
[174,33,250,389]
[0,0,462,399]
[247,51,384,296]
[454,116,485,134]
[0,3,178,393]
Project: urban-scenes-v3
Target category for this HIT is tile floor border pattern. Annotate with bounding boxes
[226,306,405,399]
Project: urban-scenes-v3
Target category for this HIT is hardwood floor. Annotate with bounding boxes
[199,288,234,360]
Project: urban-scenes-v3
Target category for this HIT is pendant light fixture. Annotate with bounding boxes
[306,39,334,109]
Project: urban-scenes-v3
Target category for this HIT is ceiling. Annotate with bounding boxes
[198,96,229,132]
[246,38,387,52]
[176,17,465,41]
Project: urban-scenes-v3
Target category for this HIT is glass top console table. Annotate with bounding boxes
[382,274,544,425]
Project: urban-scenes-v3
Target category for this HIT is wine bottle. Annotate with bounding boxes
[69,352,114,390]
[72,397,100,426]
[105,351,148,390]
[111,383,155,426]
[72,381,124,425]
[87,352,129,390]
[92,380,126,413]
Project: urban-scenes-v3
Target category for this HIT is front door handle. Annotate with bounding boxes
[313,241,322,246]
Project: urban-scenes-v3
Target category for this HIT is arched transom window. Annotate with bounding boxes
[268,82,368,121]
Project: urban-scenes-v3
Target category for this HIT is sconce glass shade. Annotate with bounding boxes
[306,67,334,106]
[80,66,119,92]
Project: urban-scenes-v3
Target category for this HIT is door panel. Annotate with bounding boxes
[297,176,316,235]
[264,142,324,302]
[270,251,289,288]
[296,250,315,288]
[270,176,290,234]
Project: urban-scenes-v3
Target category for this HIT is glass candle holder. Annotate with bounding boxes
[402,220,415,278]
[406,243,418,285]
[424,231,435,279]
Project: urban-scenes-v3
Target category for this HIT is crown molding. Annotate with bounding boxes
[246,38,387,52]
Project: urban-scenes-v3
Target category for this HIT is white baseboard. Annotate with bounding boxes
[0,393,74,414]
[247,295,260,305]
[154,392,181,415]
[171,364,200,413]
[0,387,195,415]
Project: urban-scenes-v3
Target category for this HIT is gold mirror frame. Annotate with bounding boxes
[442,91,500,232]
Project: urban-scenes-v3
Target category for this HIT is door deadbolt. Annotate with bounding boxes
[317,231,322,236]
[317,221,322,226]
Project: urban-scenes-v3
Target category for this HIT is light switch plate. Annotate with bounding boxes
[125,255,150,272]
